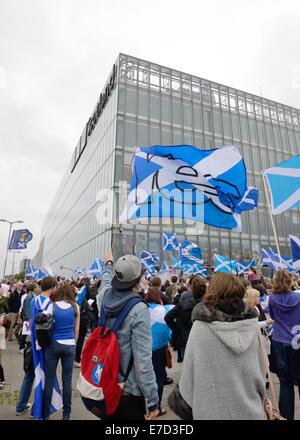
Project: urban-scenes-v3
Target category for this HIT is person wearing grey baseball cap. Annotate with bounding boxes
[96,253,159,421]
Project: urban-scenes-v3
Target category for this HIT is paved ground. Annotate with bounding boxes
[1,338,299,420]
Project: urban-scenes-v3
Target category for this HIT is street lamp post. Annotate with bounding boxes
[11,251,21,277]
[0,219,24,279]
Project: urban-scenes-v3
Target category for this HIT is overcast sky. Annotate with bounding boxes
[0,0,299,276]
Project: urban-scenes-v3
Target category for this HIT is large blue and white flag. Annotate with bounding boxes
[148,303,174,351]
[264,154,300,215]
[30,296,62,419]
[75,266,86,276]
[282,256,295,273]
[88,258,105,277]
[140,250,158,274]
[268,248,287,269]
[214,254,237,273]
[289,235,300,271]
[160,263,170,271]
[162,231,179,252]
[25,264,39,279]
[180,241,203,266]
[261,248,285,271]
[9,229,33,250]
[120,145,259,231]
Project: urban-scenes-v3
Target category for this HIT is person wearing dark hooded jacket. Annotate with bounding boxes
[165,277,206,362]
[268,270,300,420]
[179,273,266,420]
[96,254,159,421]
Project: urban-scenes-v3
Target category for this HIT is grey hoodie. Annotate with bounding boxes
[179,300,267,420]
[96,266,159,411]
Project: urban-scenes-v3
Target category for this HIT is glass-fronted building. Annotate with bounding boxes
[36,53,300,274]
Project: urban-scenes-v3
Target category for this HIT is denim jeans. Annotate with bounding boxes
[43,341,75,419]
[16,370,35,414]
[271,339,300,420]
[152,347,167,408]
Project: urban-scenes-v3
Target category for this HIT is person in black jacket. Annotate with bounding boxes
[7,282,26,341]
[165,277,207,362]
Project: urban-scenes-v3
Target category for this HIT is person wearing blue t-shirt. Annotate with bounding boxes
[43,284,80,420]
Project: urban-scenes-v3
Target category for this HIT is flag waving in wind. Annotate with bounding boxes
[9,229,33,250]
[264,154,300,214]
[120,145,259,231]
[26,264,39,279]
[88,258,105,278]
[180,241,203,266]
[162,231,179,252]
[140,250,158,274]
[289,235,300,271]
[214,254,237,273]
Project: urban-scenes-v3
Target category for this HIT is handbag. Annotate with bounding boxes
[168,384,193,420]
[258,330,286,420]
[165,345,172,369]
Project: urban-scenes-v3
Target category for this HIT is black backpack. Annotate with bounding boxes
[35,304,55,348]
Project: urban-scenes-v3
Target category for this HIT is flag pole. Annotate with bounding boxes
[261,171,281,259]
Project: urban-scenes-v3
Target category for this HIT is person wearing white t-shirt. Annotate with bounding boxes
[43,284,80,420]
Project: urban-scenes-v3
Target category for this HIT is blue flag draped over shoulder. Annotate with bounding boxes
[148,303,174,351]
[30,296,62,419]
[9,229,33,250]
[264,154,300,215]
[120,145,259,231]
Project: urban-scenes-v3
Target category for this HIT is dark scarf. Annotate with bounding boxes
[192,296,257,323]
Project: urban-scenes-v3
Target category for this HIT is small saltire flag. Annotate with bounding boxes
[180,241,203,266]
[162,231,179,252]
[282,256,295,273]
[261,248,285,271]
[30,296,62,419]
[36,268,50,280]
[289,235,300,271]
[25,264,39,279]
[140,250,158,273]
[88,258,105,277]
[268,248,287,269]
[75,266,86,276]
[183,263,207,276]
[236,259,257,274]
[160,263,170,271]
[264,154,300,215]
[214,254,237,273]
[9,229,33,250]
[120,145,259,231]
[171,256,181,269]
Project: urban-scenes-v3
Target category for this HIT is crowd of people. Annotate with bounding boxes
[0,258,300,420]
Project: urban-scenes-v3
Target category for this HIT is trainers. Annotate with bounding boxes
[16,403,32,416]
[0,384,4,391]
[73,362,81,368]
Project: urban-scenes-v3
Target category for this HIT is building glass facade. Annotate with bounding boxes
[37,54,300,274]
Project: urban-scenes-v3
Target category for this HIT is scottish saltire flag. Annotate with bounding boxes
[88,258,104,277]
[30,296,62,419]
[171,256,181,269]
[264,154,300,215]
[261,248,285,271]
[214,254,237,273]
[162,231,179,252]
[25,264,39,279]
[180,241,203,266]
[161,263,170,271]
[268,248,287,269]
[140,250,158,273]
[282,256,295,273]
[290,235,300,271]
[120,145,259,231]
[148,303,174,350]
[9,229,33,250]
[183,263,207,276]
[36,268,49,280]
[236,259,257,274]
[75,266,86,276]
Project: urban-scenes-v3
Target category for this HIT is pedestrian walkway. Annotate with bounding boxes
[0,340,299,420]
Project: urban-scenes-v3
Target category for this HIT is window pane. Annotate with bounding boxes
[150,94,160,121]
[193,106,203,131]
[222,112,232,138]
[172,100,182,126]
[126,88,137,115]
[138,90,149,118]
[204,109,212,133]
[183,103,192,128]
[161,98,171,124]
